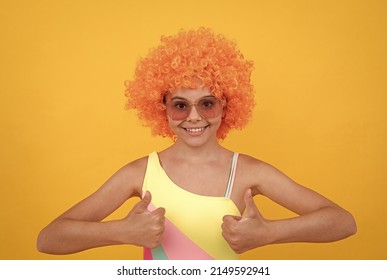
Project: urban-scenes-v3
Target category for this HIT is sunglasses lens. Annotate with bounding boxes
[166,97,223,120]
[197,98,222,118]
[166,100,190,120]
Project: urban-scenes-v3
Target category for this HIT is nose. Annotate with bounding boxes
[186,104,202,121]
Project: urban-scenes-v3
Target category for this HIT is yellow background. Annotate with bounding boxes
[1,0,386,260]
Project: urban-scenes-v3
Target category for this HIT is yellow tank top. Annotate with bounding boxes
[142,151,240,260]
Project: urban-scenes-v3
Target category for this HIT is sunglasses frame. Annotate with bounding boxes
[163,95,226,121]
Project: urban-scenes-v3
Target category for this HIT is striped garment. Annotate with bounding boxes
[142,152,240,260]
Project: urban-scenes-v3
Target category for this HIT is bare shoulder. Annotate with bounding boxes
[122,156,148,174]
[236,153,289,195]
[113,156,148,198]
[237,153,265,167]
[236,153,338,214]
[87,155,149,201]
[236,153,271,180]
[237,153,278,172]
[53,155,149,222]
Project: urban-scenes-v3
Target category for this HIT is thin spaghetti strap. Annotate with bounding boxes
[224,153,239,198]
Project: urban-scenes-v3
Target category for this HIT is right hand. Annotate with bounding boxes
[120,191,166,248]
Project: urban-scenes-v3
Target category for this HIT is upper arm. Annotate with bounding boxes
[245,156,338,215]
[54,156,148,222]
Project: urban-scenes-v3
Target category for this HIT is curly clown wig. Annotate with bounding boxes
[125,27,255,140]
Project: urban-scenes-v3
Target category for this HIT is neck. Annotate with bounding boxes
[167,137,226,161]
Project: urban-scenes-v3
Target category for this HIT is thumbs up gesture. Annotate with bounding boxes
[222,189,269,253]
[120,191,165,248]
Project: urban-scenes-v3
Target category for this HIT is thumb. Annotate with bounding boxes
[223,215,242,223]
[152,206,166,217]
[135,190,152,212]
[243,189,260,218]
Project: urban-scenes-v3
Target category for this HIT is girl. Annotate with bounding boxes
[37,28,356,260]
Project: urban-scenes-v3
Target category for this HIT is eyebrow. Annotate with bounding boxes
[170,95,216,101]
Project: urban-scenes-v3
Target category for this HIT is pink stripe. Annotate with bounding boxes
[148,203,213,260]
[143,247,153,260]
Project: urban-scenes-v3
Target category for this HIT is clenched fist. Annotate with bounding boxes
[222,189,270,253]
[120,191,166,248]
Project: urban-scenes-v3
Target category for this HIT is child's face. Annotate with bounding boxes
[164,87,224,146]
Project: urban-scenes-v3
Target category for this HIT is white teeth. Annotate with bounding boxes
[185,127,206,133]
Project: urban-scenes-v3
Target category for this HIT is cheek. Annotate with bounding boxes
[207,116,223,130]
[167,116,183,129]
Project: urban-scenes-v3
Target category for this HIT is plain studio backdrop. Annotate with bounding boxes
[1,0,386,260]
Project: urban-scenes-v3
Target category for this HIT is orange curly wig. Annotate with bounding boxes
[125,27,255,140]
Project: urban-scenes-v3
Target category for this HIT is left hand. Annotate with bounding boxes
[221,189,271,253]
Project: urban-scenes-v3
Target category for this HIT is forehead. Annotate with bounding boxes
[168,88,214,101]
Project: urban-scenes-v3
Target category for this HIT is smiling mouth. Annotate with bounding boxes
[183,125,209,133]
